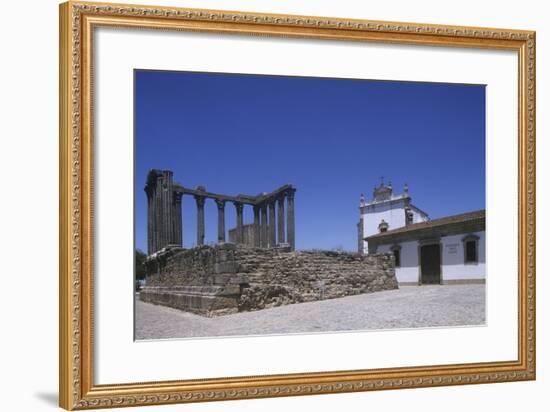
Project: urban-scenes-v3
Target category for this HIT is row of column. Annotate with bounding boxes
[194,189,295,250]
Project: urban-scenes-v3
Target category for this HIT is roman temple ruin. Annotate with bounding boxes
[144,169,296,253]
[140,169,398,317]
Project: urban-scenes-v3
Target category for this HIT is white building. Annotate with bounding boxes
[358,182,485,285]
[357,181,429,254]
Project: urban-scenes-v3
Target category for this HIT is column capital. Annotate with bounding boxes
[234,201,244,213]
[215,198,226,209]
[286,188,296,200]
[194,195,205,207]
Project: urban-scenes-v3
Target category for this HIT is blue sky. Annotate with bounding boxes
[135,70,485,252]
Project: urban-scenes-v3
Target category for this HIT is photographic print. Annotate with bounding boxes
[134,70,486,340]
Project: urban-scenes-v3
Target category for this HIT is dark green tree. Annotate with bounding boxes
[135,249,147,280]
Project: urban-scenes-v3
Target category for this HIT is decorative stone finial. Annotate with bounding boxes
[373,180,393,202]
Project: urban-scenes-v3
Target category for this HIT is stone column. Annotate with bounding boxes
[260,204,268,248]
[234,202,244,244]
[155,174,164,250]
[215,199,226,243]
[287,189,296,250]
[174,192,183,247]
[253,205,261,247]
[145,185,154,255]
[144,169,177,254]
[195,195,205,246]
[268,201,276,247]
[277,195,285,245]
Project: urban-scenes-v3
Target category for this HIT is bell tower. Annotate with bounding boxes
[358,181,429,254]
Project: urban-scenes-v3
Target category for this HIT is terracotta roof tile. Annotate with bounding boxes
[366,209,485,240]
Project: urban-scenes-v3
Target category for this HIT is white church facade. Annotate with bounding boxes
[358,182,485,285]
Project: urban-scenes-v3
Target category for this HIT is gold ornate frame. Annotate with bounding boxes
[59,1,536,409]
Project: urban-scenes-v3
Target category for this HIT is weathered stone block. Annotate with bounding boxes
[140,285,240,317]
[214,261,238,274]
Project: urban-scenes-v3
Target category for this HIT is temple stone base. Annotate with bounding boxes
[139,285,241,317]
[141,243,397,316]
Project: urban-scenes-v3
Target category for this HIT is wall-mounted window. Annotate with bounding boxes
[390,245,402,267]
[462,234,480,264]
[405,208,414,225]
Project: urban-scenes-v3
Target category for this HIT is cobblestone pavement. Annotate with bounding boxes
[135,285,485,340]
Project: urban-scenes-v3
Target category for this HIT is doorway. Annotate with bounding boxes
[420,243,441,284]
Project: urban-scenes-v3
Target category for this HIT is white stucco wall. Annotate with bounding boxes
[360,198,429,253]
[377,240,420,284]
[361,200,407,239]
[441,231,486,281]
[409,206,430,224]
[374,230,486,284]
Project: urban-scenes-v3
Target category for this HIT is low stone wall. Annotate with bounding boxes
[141,244,397,316]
